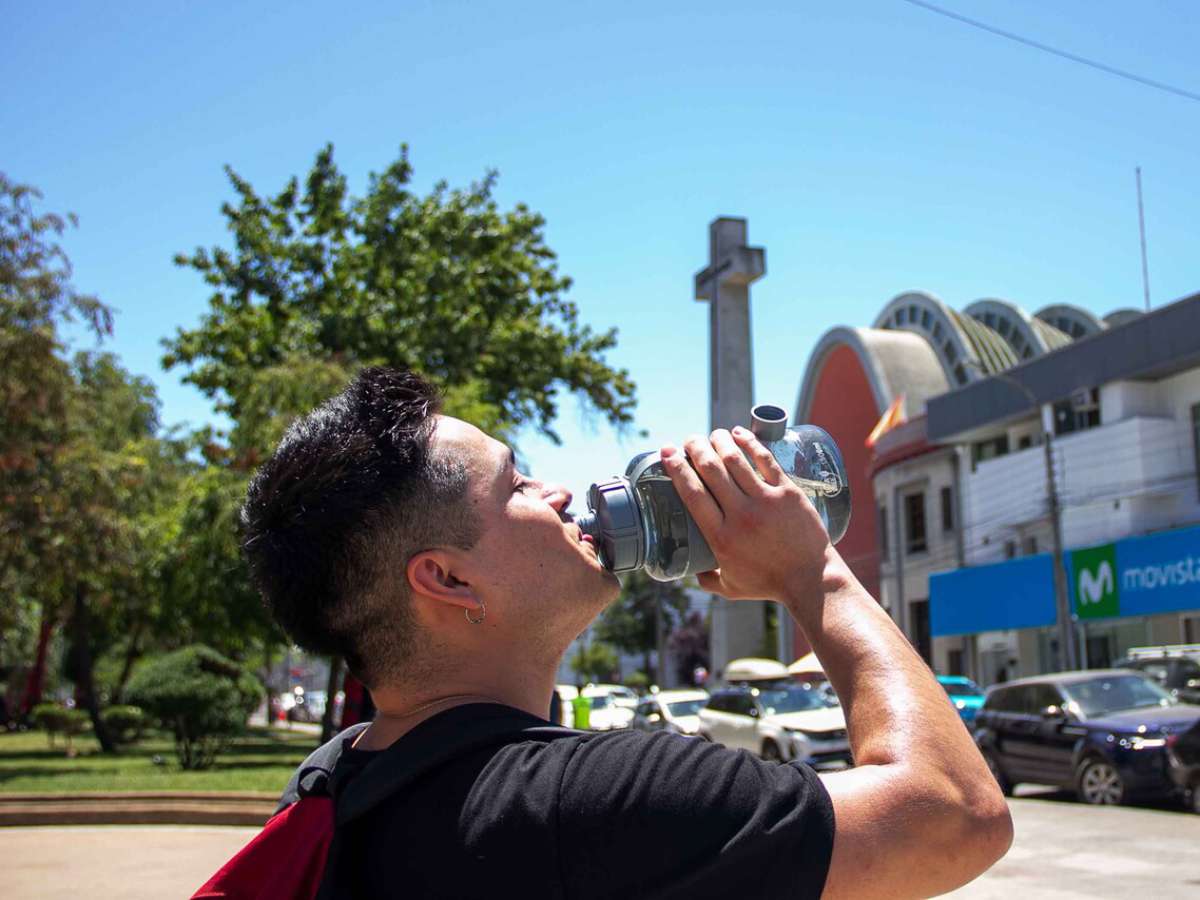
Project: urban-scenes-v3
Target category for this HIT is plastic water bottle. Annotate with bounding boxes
[575,404,851,581]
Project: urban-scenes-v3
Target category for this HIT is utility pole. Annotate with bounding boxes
[1136,167,1151,312]
[1041,405,1077,670]
[968,363,1076,670]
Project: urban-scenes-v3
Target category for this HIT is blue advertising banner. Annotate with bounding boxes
[930,554,1057,638]
[1068,524,1200,621]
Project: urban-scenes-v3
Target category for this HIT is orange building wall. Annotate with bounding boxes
[795,345,885,653]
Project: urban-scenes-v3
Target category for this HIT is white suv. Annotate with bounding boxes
[698,685,851,768]
[632,690,710,736]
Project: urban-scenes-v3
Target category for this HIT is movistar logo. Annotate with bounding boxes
[1070,543,1119,619]
[1078,561,1114,606]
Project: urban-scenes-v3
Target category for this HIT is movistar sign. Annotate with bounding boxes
[1068,524,1200,621]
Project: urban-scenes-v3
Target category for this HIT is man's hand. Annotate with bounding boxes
[660,427,833,602]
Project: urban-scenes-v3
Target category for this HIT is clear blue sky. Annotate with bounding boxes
[5,1,1197,507]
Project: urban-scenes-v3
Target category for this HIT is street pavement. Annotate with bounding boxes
[3,791,1198,898]
[949,788,1200,899]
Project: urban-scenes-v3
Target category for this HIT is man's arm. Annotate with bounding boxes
[661,428,1012,899]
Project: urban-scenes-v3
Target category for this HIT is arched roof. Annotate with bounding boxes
[872,291,1016,387]
[1103,308,1143,328]
[794,325,951,423]
[964,298,1072,361]
[1034,304,1105,340]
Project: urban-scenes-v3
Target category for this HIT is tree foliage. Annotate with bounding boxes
[0,174,113,616]
[0,175,193,746]
[163,144,638,446]
[569,642,619,683]
[592,571,688,681]
[667,611,711,687]
[126,645,262,770]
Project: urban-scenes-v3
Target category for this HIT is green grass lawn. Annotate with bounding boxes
[0,726,318,794]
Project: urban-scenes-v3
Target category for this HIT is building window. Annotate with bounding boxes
[904,493,927,555]
[921,309,932,330]
[1023,536,1038,555]
[1054,388,1100,435]
[1192,403,1200,500]
[878,503,889,559]
[940,486,954,532]
[896,308,907,325]
[1004,540,1017,559]
[972,435,1010,467]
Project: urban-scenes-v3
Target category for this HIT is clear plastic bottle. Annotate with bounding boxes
[576,404,851,582]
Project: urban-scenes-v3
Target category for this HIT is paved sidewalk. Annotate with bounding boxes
[950,792,1200,899]
[3,825,257,900]
[4,794,1198,899]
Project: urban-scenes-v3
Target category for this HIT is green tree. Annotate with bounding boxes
[0,175,113,717]
[54,351,189,751]
[593,571,688,683]
[569,642,619,683]
[163,143,638,448]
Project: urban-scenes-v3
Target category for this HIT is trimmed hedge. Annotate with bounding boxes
[126,645,262,770]
[32,703,89,752]
[100,705,147,745]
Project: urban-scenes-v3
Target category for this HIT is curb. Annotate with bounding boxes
[0,792,276,827]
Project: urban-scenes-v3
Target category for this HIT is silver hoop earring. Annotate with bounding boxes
[465,602,486,625]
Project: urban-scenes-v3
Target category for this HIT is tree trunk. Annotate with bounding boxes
[110,619,145,707]
[320,657,344,744]
[20,607,55,717]
[70,582,116,753]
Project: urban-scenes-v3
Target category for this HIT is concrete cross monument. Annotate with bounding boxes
[693,217,769,677]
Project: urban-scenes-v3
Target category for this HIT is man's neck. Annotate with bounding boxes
[354,667,558,751]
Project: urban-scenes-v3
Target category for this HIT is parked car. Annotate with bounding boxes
[554,684,578,725]
[1116,652,1200,705]
[698,685,850,769]
[581,683,640,710]
[585,694,634,731]
[632,690,709,736]
[975,669,1200,805]
[1166,718,1200,814]
[937,675,986,725]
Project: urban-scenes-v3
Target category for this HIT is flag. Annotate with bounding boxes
[865,396,905,448]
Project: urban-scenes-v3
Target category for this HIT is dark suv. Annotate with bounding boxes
[1166,718,1200,814]
[1115,655,1200,705]
[975,669,1200,806]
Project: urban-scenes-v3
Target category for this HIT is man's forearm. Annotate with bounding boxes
[783,546,1012,896]
[781,547,962,771]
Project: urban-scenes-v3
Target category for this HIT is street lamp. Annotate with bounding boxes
[965,363,1077,671]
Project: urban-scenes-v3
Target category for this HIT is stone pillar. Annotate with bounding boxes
[694,217,770,676]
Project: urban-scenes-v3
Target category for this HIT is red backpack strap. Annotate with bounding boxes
[191,795,334,900]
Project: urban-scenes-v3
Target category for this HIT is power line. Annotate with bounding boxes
[899,0,1200,104]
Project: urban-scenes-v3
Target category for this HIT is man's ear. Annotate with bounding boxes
[406,550,478,612]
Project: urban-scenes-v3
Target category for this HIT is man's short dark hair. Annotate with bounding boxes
[241,367,480,687]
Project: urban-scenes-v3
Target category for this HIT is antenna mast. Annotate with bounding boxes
[1136,167,1151,312]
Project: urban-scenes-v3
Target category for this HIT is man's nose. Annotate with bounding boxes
[544,483,572,513]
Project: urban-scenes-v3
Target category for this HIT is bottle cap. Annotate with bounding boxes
[750,404,788,441]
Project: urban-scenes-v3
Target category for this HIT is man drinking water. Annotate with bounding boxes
[240,367,1011,898]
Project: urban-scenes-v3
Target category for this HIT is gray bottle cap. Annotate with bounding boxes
[750,404,788,441]
[584,477,645,572]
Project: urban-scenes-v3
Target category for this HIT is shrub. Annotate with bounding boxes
[126,645,262,769]
[100,705,147,745]
[32,703,89,753]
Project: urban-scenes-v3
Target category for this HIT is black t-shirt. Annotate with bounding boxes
[327,703,835,899]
